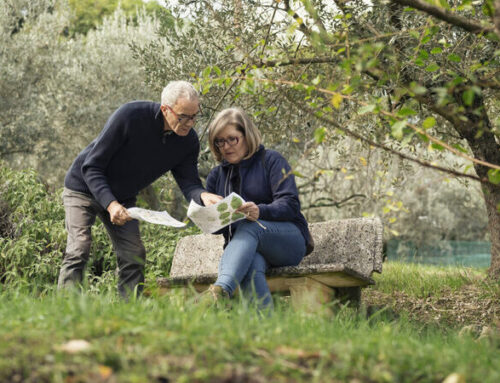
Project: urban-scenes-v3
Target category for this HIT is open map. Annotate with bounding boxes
[126,193,246,233]
[187,192,246,234]
[127,207,187,228]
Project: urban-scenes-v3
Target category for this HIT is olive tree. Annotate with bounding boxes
[0,0,158,185]
[134,0,500,277]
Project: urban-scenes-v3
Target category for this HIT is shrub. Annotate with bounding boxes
[0,164,198,291]
[0,165,66,287]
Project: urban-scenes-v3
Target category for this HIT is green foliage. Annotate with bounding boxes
[0,0,159,185]
[487,169,500,184]
[132,0,499,254]
[0,164,199,290]
[67,0,164,35]
[0,164,66,286]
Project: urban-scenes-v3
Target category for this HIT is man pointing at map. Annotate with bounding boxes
[58,81,221,298]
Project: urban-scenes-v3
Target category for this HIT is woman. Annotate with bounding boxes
[205,107,313,309]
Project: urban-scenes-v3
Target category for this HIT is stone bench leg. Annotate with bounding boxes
[286,277,335,314]
[335,286,362,307]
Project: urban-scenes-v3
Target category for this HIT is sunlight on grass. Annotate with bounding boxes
[372,261,489,298]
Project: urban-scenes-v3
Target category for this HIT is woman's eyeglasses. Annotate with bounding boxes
[214,135,243,148]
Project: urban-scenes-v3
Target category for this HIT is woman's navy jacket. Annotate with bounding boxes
[206,145,311,249]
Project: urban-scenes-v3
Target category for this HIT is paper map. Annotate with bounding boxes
[127,207,187,228]
[187,192,246,234]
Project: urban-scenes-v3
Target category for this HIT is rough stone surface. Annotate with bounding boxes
[167,218,383,284]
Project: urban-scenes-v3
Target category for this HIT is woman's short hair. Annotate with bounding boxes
[208,108,262,162]
[161,81,199,106]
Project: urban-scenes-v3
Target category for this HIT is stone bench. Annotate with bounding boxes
[157,217,383,311]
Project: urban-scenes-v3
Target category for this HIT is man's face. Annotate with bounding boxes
[161,98,200,136]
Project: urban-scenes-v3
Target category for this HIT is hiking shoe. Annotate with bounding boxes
[208,284,229,301]
[196,284,231,308]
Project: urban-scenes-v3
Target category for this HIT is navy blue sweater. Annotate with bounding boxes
[206,145,311,248]
[65,101,205,209]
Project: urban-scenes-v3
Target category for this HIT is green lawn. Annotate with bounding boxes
[0,263,499,382]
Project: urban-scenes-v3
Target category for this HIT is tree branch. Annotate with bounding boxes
[0,148,31,157]
[199,78,239,142]
[284,94,494,186]
[255,56,337,68]
[390,0,495,35]
[283,0,315,39]
[302,194,367,210]
[260,0,279,59]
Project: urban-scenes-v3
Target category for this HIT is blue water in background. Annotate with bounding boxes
[386,240,491,268]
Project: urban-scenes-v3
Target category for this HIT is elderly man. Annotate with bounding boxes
[58,81,220,297]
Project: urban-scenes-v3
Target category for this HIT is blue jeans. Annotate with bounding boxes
[214,220,306,309]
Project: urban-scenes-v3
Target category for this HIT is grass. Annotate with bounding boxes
[372,261,494,298]
[0,263,499,382]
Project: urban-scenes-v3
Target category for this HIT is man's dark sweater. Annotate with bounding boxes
[64,101,205,209]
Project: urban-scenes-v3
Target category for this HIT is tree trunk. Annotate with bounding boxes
[139,185,161,210]
[452,95,500,279]
[482,182,500,278]
[166,186,187,221]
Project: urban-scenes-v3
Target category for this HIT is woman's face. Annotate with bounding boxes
[214,124,248,164]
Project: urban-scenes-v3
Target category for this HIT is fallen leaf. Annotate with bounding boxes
[57,339,91,354]
[98,365,113,379]
[442,373,465,383]
[275,346,321,359]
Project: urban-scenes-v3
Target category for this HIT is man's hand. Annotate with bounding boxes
[237,202,260,221]
[107,201,132,226]
[200,192,223,206]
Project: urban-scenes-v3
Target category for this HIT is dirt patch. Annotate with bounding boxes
[363,283,500,331]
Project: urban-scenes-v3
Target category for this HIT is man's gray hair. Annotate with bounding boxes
[161,81,199,106]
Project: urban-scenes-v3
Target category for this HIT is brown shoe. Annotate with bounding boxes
[196,284,230,308]
[208,284,230,301]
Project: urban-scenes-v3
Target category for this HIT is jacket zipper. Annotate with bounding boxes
[224,166,233,241]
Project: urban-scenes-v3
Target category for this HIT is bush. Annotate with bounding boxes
[0,164,199,291]
[0,165,66,287]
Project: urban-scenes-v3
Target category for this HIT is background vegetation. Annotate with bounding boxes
[1,2,499,380]
[1,0,497,268]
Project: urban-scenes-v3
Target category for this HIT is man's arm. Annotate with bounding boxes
[81,107,127,210]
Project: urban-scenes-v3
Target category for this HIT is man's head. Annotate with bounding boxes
[160,81,200,136]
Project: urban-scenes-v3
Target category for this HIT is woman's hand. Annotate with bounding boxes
[237,202,260,221]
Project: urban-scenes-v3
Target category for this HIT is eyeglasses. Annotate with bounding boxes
[214,135,243,149]
[166,105,200,125]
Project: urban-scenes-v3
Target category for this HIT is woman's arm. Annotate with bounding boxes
[257,152,301,221]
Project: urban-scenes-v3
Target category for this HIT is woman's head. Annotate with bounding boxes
[208,108,262,163]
